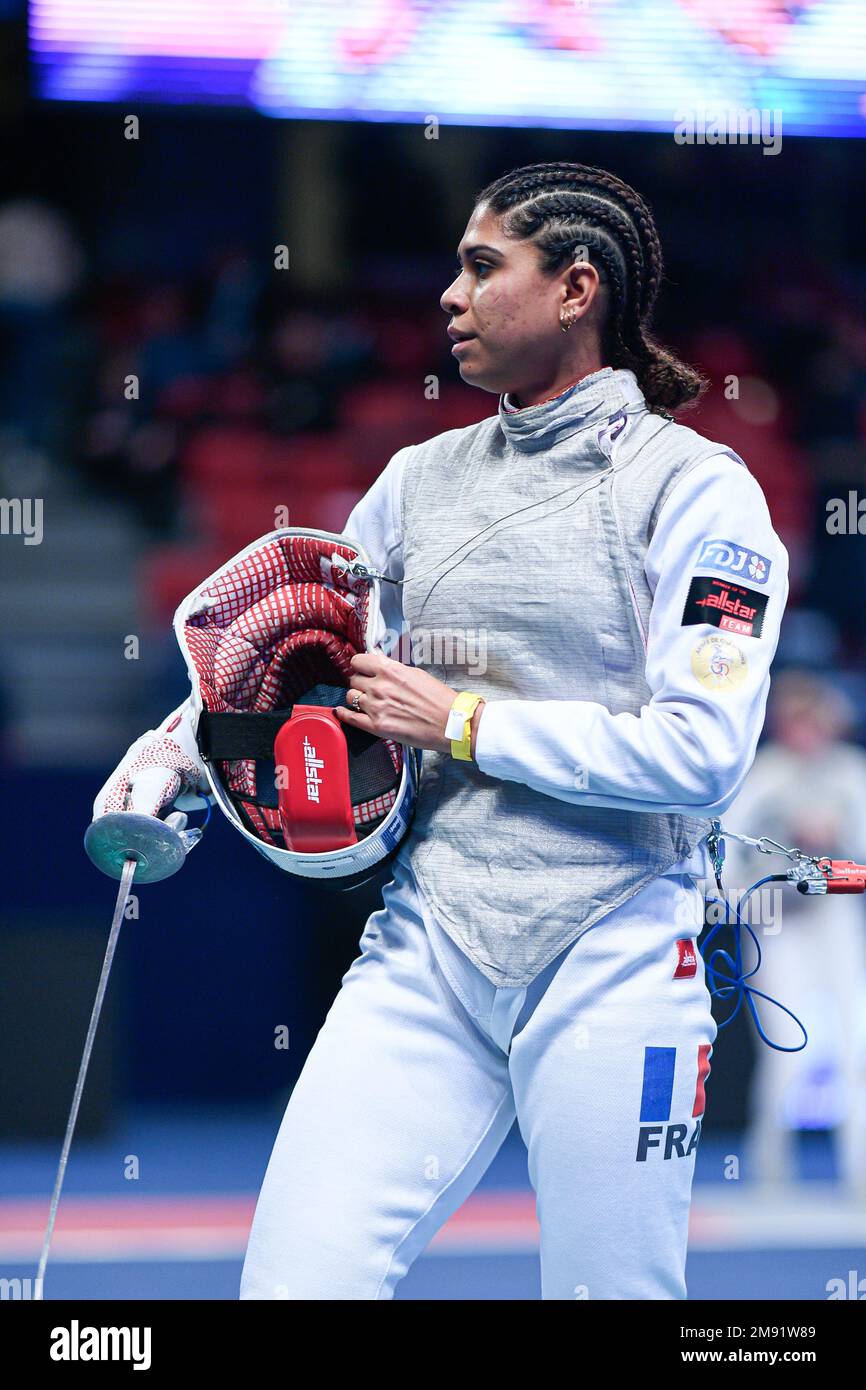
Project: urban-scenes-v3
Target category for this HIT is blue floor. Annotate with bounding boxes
[5,1250,858,1301]
[3,1106,862,1301]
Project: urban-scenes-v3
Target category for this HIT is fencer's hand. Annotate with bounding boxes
[336,651,484,756]
[92,699,211,822]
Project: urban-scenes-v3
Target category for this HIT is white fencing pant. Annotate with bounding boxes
[240,854,717,1300]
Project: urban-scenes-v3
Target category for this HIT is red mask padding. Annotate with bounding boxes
[184,534,402,852]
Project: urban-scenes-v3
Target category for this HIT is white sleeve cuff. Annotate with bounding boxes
[474,701,518,780]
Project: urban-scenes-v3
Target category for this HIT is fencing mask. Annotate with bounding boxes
[174,527,419,888]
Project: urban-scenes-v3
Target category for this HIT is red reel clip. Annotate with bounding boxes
[816,859,866,894]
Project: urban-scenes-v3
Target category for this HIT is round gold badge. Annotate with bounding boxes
[691,636,748,692]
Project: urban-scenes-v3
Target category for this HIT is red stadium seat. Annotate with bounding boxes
[139,544,225,626]
[190,480,364,551]
[338,379,427,430]
[183,425,359,490]
[336,379,495,469]
[182,425,278,487]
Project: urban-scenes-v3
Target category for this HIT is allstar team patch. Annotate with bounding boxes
[682,575,768,638]
[694,538,771,584]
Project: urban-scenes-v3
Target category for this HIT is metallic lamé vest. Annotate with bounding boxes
[396,368,745,986]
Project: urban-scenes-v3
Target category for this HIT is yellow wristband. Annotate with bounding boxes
[445,691,483,761]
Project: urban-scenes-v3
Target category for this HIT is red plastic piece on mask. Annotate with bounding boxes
[274,707,358,853]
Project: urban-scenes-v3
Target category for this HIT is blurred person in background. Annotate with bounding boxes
[723,669,866,1198]
[0,197,86,480]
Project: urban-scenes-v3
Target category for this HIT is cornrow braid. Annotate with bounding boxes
[474,162,708,416]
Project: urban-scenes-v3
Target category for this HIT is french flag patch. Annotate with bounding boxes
[674,938,697,979]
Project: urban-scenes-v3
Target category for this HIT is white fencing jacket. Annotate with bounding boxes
[345,367,789,985]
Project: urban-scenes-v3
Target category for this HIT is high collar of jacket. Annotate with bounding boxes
[498,366,646,454]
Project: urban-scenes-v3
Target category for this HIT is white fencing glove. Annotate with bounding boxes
[92,698,212,826]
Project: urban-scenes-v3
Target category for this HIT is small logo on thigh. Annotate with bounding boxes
[673,938,697,979]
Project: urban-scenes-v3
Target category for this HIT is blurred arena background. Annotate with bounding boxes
[1,0,866,1300]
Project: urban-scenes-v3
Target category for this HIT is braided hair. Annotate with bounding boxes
[474,162,707,416]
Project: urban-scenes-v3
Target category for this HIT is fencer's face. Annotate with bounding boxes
[441,204,601,400]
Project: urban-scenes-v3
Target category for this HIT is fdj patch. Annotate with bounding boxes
[695,538,770,584]
[682,575,768,638]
